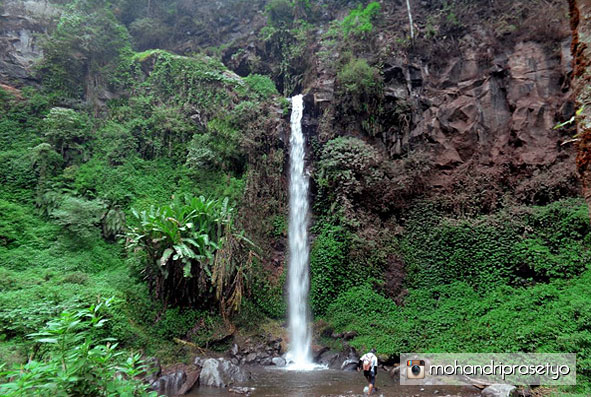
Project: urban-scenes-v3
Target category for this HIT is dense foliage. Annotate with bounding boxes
[127,195,254,314]
[0,0,282,379]
[401,199,591,288]
[0,299,157,397]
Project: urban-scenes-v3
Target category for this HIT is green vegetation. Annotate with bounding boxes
[309,223,350,315]
[127,195,254,314]
[334,57,384,134]
[341,2,381,38]
[37,0,131,98]
[336,58,383,113]
[401,199,591,289]
[0,1,283,384]
[0,299,157,396]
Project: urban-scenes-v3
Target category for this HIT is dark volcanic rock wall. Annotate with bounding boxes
[0,0,580,213]
[569,0,591,218]
[302,0,579,213]
[0,0,58,84]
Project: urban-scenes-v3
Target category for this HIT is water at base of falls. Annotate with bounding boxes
[286,94,315,370]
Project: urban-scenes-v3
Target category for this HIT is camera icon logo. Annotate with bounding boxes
[407,360,426,379]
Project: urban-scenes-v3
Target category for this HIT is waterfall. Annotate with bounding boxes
[406,0,414,40]
[286,94,312,368]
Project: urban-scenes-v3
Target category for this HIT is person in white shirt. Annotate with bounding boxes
[358,348,378,395]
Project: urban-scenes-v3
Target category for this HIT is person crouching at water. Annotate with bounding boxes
[358,348,378,395]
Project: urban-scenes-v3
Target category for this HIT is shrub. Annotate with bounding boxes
[126,195,254,315]
[0,299,157,397]
[42,107,92,165]
[336,58,383,114]
[185,118,245,174]
[50,195,106,239]
[401,199,591,290]
[324,269,591,381]
[243,74,279,100]
[316,136,391,220]
[341,2,381,38]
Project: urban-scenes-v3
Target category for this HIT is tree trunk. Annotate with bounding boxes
[569,0,591,219]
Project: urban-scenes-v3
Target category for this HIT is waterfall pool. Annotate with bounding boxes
[183,367,481,397]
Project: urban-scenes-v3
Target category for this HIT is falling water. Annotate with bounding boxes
[286,94,313,368]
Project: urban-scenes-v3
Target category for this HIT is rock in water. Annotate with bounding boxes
[199,358,249,388]
[271,357,286,367]
[341,358,359,371]
[481,384,516,397]
[150,370,186,395]
[228,386,255,395]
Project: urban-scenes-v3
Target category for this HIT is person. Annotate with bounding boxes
[358,348,378,395]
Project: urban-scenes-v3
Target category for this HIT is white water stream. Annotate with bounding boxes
[285,94,314,369]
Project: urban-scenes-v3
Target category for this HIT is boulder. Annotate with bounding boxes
[177,368,201,395]
[228,386,255,395]
[150,370,186,396]
[316,350,340,367]
[199,358,249,388]
[271,357,286,367]
[260,357,272,366]
[340,358,358,371]
[481,384,517,397]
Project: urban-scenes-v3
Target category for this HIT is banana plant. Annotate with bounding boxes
[126,195,253,310]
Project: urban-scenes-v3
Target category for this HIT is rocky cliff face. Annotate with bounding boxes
[0,0,58,84]
[569,0,591,219]
[0,0,581,254]
[302,0,578,214]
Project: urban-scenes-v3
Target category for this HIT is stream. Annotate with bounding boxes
[183,367,481,397]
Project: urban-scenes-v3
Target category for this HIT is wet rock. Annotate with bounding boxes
[340,358,358,371]
[228,386,255,395]
[316,350,340,367]
[481,384,517,397]
[260,357,272,366]
[313,346,330,361]
[271,357,286,367]
[199,358,249,388]
[150,370,186,396]
[245,352,258,363]
[177,368,201,395]
[150,363,202,395]
[389,365,400,377]
[144,357,162,384]
[0,0,60,84]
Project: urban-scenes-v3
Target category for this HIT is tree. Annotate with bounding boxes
[50,195,106,239]
[38,1,131,98]
[42,107,91,165]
